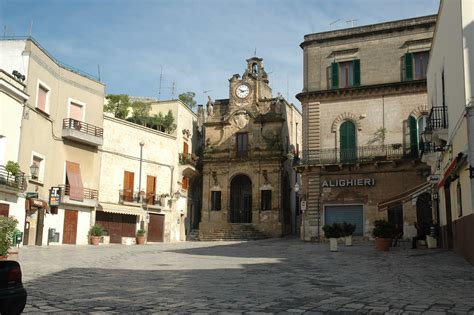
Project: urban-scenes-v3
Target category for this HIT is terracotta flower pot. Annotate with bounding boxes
[136,236,146,245]
[90,236,100,245]
[374,238,391,251]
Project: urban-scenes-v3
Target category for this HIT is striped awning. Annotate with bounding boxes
[378,182,431,211]
[97,203,145,216]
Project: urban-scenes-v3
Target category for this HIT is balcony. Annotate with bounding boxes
[143,193,169,210]
[119,189,142,206]
[59,184,99,207]
[298,144,417,166]
[0,165,26,193]
[427,106,448,143]
[62,118,104,147]
[179,153,199,178]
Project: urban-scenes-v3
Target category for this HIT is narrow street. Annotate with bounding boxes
[18,238,474,314]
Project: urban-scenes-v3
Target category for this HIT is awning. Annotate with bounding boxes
[25,197,49,212]
[66,161,84,201]
[438,153,468,189]
[378,182,431,211]
[97,203,145,216]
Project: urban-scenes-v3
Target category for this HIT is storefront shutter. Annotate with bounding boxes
[331,62,339,89]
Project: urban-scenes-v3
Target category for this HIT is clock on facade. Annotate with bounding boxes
[235,84,250,99]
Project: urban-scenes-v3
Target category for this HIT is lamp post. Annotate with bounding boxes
[138,141,145,203]
[29,163,39,179]
[294,182,304,241]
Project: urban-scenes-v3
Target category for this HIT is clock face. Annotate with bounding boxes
[235,84,250,99]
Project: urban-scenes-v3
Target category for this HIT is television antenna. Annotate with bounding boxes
[330,19,340,30]
[346,19,358,27]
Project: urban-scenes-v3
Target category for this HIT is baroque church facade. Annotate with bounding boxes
[198,57,302,240]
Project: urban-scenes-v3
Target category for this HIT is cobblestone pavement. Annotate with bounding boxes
[15,238,474,314]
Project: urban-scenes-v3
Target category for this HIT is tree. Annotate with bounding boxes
[178,91,197,109]
[127,101,151,126]
[104,94,131,119]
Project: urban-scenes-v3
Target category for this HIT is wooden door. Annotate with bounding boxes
[63,210,78,244]
[35,209,44,246]
[340,121,356,162]
[148,214,165,242]
[146,176,156,205]
[0,203,9,217]
[230,175,252,223]
[123,171,134,202]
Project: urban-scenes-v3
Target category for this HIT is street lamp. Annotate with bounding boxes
[421,129,433,144]
[30,163,39,179]
[138,141,145,203]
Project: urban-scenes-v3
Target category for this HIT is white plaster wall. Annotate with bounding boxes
[0,40,29,79]
[462,0,474,105]
[42,210,65,246]
[0,192,25,237]
[77,210,91,245]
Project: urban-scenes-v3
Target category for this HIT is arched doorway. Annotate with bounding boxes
[230,175,252,223]
[282,175,291,235]
[416,192,432,235]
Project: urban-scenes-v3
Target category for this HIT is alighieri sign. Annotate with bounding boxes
[321,178,375,188]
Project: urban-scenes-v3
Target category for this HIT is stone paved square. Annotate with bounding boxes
[16,238,474,314]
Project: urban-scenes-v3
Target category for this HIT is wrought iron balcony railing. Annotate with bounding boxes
[0,165,26,191]
[119,189,141,203]
[62,118,104,137]
[427,106,448,130]
[298,144,417,165]
[179,153,198,166]
[59,184,99,200]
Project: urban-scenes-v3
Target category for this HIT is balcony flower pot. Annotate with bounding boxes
[323,223,342,252]
[88,224,104,246]
[136,229,146,245]
[372,220,395,251]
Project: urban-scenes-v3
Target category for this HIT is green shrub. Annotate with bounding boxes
[372,220,395,238]
[322,223,342,239]
[342,222,356,236]
[88,224,104,237]
[136,229,146,237]
[0,216,18,257]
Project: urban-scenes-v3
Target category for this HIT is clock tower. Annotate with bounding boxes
[198,57,302,241]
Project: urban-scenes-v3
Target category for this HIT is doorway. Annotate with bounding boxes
[230,175,252,223]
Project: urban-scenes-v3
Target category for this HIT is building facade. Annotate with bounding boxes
[199,57,302,240]
[0,37,105,245]
[296,16,436,241]
[97,99,198,243]
[422,0,474,264]
[0,70,29,238]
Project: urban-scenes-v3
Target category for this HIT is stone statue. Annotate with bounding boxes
[197,105,205,133]
[207,96,214,117]
[274,92,284,113]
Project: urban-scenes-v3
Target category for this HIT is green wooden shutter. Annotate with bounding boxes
[331,62,339,89]
[405,53,413,81]
[409,116,418,156]
[353,59,360,86]
[340,121,356,162]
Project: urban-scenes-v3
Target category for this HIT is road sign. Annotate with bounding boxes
[301,200,307,211]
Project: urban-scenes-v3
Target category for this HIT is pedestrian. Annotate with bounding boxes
[392,224,403,247]
[412,221,428,249]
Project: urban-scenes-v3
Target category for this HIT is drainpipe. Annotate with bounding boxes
[138,141,144,202]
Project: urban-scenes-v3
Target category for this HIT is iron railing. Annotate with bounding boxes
[62,118,104,138]
[60,184,99,200]
[427,106,448,130]
[298,144,417,165]
[119,189,141,203]
[0,165,26,190]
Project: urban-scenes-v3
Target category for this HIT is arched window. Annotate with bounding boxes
[340,121,356,162]
[252,63,258,74]
[409,115,428,156]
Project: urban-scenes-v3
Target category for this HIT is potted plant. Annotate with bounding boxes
[342,222,356,246]
[322,223,342,252]
[136,229,146,245]
[0,216,18,259]
[372,220,395,251]
[88,224,103,245]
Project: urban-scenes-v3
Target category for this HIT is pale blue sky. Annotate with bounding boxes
[0,0,439,106]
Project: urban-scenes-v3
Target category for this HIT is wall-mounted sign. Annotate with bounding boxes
[26,192,38,199]
[427,175,440,184]
[49,187,61,207]
[321,178,375,188]
[300,200,307,211]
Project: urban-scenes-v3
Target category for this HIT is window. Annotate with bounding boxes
[68,98,85,122]
[457,181,463,217]
[211,191,221,211]
[404,52,429,81]
[340,121,356,162]
[36,81,51,114]
[236,133,248,158]
[31,153,45,182]
[183,142,189,157]
[330,60,360,89]
[261,190,272,211]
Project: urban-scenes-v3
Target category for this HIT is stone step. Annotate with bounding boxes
[200,224,268,241]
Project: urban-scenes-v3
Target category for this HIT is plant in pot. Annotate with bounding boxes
[88,224,103,245]
[372,220,395,251]
[136,229,146,245]
[322,223,342,252]
[0,216,18,259]
[342,222,356,246]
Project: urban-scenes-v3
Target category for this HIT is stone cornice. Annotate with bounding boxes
[296,80,427,103]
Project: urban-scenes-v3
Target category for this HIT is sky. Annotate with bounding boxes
[0,0,440,107]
